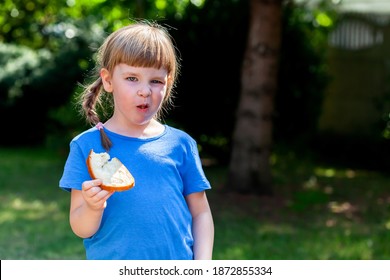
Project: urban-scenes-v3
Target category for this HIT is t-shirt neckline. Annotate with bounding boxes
[101,124,168,142]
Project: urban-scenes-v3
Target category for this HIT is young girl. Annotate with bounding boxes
[59,21,214,260]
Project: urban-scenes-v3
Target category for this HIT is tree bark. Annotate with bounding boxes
[227,0,282,194]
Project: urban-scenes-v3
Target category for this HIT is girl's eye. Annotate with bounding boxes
[126,77,137,82]
[151,80,163,84]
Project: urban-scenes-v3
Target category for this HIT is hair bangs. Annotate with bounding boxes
[109,28,175,73]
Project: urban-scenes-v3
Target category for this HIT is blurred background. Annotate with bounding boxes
[1,0,390,259]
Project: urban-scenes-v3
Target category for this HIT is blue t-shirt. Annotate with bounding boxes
[59,125,211,260]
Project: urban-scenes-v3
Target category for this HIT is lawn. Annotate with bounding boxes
[0,147,389,259]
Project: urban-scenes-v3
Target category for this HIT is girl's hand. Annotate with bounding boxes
[81,179,114,211]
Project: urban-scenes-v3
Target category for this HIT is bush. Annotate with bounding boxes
[0,21,103,146]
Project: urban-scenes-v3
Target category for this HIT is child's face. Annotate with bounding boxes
[101,63,168,127]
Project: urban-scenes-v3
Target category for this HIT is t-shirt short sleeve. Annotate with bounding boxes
[59,141,91,192]
[180,137,211,196]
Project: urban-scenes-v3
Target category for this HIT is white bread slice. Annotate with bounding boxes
[86,149,135,191]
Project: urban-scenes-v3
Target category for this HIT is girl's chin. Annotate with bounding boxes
[133,117,154,126]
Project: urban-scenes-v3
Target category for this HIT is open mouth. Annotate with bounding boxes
[137,104,149,110]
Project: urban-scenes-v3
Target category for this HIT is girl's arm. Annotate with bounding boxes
[186,191,214,260]
[69,179,114,238]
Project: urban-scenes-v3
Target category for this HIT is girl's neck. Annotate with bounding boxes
[104,118,165,139]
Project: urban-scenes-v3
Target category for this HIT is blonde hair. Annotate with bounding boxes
[80,21,180,151]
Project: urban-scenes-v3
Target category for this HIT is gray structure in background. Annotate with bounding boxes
[317,0,390,138]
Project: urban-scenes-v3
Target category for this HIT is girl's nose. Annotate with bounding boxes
[137,88,151,98]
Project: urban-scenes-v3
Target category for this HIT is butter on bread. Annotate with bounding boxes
[86,149,135,191]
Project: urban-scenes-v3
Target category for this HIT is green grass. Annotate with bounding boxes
[0,148,84,259]
[1,147,390,259]
[208,150,390,259]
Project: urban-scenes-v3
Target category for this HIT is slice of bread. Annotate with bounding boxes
[86,149,135,191]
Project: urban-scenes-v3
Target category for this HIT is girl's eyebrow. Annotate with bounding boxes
[120,70,167,80]
[120,71,138,76]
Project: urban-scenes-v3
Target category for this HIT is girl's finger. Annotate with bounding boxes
[82,179,102,191]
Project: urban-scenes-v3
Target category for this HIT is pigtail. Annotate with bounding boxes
[96,122,113,152]
[81,77,113,151]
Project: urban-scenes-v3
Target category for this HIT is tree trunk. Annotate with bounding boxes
[227,0,282,194]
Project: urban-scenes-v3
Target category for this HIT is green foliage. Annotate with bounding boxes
[0,44,51,104]
[0,20,100,145]
[0,0,206,148]
[274,0,337,144]
[0,0,130,48]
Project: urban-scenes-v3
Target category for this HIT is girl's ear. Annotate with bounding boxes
[100,68,113,93]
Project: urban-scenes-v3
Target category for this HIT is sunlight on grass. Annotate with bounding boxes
[316,168,336,177]
[315,167,358,178]
[0,196,61,223]
[298,233,375,259]
[0,192,82,259]
[221,246,248,259]
[0,148,85,259]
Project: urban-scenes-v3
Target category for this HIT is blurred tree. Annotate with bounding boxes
[226,0,335,194]
[227,0,283,194]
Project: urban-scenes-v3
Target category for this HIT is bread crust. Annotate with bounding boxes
[86,149,135,191]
